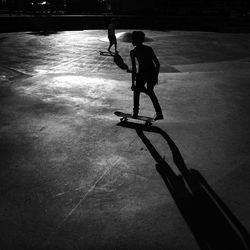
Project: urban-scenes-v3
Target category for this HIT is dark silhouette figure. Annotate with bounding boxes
[107,18,117,53]
[130,31,163,121]
[117,121,250,250]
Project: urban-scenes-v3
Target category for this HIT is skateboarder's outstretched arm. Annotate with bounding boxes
[151,50,160,85]
[152,51,160,73]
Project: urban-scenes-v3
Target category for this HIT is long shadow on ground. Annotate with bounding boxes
[118,121,250,250]
[100,51,132,72]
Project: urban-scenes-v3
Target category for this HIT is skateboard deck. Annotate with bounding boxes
[99,50,115,56]
[114,111,154,125]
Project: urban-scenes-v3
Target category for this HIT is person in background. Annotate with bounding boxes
[107,18,118,53]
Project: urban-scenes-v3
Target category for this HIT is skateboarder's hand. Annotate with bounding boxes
[155,71,159,85]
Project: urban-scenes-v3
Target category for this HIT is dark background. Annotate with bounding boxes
[0,0,250,16]
[0,0,250,33]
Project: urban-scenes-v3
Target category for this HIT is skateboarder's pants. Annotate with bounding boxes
[133,83,162,115]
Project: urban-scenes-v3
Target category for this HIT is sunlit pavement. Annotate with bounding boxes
[1,30,250,249]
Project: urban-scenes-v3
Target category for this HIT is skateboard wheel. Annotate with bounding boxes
[120,117,127,122]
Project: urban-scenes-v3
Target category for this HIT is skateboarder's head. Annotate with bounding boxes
[131,31,145,46]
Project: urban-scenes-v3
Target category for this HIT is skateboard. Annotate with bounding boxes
[99,50,115,56]
[114,111,155,126]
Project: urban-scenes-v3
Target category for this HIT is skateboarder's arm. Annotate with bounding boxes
[152,50,160,73]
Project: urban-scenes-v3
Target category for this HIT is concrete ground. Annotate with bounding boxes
[1,30,250,250]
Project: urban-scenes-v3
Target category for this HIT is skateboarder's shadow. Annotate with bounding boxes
[117,121,250,250]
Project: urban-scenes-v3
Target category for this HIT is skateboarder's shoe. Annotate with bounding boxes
[132,108,139,118]
[154,113,164,121]
[132,111,139,118]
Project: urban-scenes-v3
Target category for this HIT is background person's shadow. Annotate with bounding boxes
[113,52,132,72]
[100,51,132,72]
[118,121,250,250]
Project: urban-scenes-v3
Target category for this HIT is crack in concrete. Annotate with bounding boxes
[46,134,138,245]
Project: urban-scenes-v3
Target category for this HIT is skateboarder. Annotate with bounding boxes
[107,19,118,53]
[130,31,163,120]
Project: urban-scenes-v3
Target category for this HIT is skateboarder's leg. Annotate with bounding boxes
[114,37,118,52]
[133,87,140,117]
[133,76,147,117]
[148,90,162,114]
[108,36,113,52]
[108,43,112,52]
[146,83,163,119]
[108,35,117,52]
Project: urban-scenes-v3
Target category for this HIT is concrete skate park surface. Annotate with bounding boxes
[0,30,250,249]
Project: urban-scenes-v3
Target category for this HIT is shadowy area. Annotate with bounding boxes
[100,51,132,73]
[0,37,8,42]
[117,121,250,250]
[0,84,14,98]
[0,133,57,249]
[113,52,131,72]
[100,51,131,72]
[118,32,154,43]
[1,15,250,33]
[0,86,81,250]
[27,30,59,36]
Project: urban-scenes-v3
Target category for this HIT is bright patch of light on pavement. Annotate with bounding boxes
[99,32,126,42]
[15,74,119,105]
